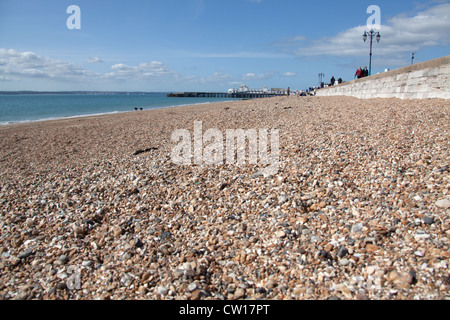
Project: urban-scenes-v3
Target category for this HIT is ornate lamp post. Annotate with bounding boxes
[363,30,381,76]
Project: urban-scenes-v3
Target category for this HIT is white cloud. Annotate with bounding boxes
[188,51,287,59]
[0,49,100,81]
[283,72,296,77]
[0,48,239,90]
[291,3,450,61]
[87,57,103,64]
[200,72,233,83]
[242,71,276,80]
[0,49,189,87]
[274,35,306,47]
[104,61,179,80]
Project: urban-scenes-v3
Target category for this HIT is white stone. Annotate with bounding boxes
[435,199,450,209]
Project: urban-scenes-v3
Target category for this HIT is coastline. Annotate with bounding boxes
[0,95,449,300]
[0,94,238,127]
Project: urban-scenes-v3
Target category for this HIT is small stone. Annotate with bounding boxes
[356,292,369,300]
[57,282,67,290]
[366,266,376,275]
[337,246,348,258]
[333,283,348,293]
[422,217,434,225]
[365,244,379,253]
[10,257,20,266]
[351,223,363,233]
[73,226,86,237]
[187,282,198,292]
[276,230,286,238]
[233,288,245,300]
[191,289,202,300]
[435,199,450,209]
[388,271,414,288]
[160,232,172,240]
[82,260,92,267]
[130,187,139,195]
[265,279,277,289]
[159,246,170,255]
[173,269,185,279]
[256,287,267,294]
[293,286,306,295]
[414,232,430,240]
[364,237,376,244]
[278,195,287,203]
[339,259,350,266]
[112,226,122,237]
[409,270,417,284]
[138,286,148,294]
[318,201,327,209]
[324,243,334,252]
[120,273,133,287]
[58,255,68,264]
[18,248,34,259]
[157,286,169,296]
[251,171,263,179]
[301,228,311,235]
[134,238,144,248]
[14,291,29,300]
[141,272,151,282]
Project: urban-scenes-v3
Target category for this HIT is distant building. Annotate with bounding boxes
[238,84,249,93]
[271,88,287,95]
[228,84,249,94]
[228,84,287,95]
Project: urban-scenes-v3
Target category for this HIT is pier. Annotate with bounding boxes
[167,92,286,99]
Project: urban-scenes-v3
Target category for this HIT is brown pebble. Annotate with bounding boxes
[191,289,202,300]
[112,226,122,237]
[365,244,379,253]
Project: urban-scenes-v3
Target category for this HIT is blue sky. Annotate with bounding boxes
[0,0,449,92]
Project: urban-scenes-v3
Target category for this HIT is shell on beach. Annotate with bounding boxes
[0,96,449,300]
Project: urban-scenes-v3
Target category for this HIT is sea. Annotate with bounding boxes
[0,93,238,125]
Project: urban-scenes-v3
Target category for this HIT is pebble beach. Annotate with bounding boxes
[0,95,449,300]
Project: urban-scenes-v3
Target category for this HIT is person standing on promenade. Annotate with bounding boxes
[330,76,335,86]
[355,66,362,79]
[363,66,369,77]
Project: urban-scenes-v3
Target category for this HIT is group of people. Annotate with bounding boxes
[329,76,343,86]
[292,66,368,97]
[296,87,318,96]
[354,66,369,79]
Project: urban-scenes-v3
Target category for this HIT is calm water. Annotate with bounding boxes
[0,93,237,125]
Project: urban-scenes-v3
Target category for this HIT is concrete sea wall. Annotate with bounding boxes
[316,55,449,99]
